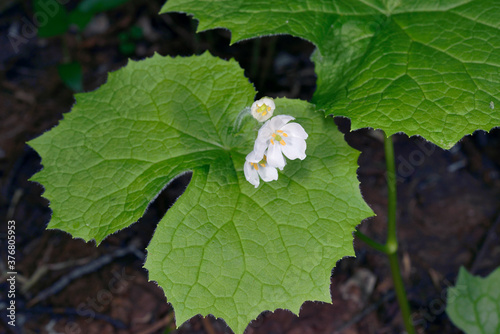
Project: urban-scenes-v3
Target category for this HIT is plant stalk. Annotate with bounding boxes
[355,135,415,334]
[384,134,398,254]
[354,230,386,253]
[383,134,415,334]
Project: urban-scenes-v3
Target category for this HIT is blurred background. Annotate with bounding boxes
[1,0,499,333]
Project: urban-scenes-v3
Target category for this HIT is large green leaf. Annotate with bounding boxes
[161,0,500,148]
[446,267,500,334]
[29,53,372,333]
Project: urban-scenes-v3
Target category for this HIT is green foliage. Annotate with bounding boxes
[34,0,133,90]
[119,26,143,55]
[162,0,500,149]
[33,0,68,37]
[34,0,132,35]
[69,0,131,30]
[29,53,372,332]
[57,62,83,92]
[29,0,500,332]
[77,0,130,14]
[67,9,94,31]
[446,267,500,334]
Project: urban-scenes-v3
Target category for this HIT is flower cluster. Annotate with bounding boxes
[244,98,308,187]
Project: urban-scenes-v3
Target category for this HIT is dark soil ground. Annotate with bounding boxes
[1,1,499,334]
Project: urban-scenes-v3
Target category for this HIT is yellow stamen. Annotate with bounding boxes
[260,163,266,167]
[272,133,276,138]
[271,139,275,145]
[280,140,286,146]
[257,104,269,114]
[283,133,288,137]
[251,162,258,170]
[277,130,283,133]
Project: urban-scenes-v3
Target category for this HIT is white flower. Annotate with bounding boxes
[251,97,275,122]
[244,154,278,188]
[248,115,308,170]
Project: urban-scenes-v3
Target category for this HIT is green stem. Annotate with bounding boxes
[388,251,415,334]
[355,135,415,334]
[384,134,398,254]
[191,20,200,53]
[354,230,387,254]
[250,38,261,80]
[258,37,276,89]
[383,134,415,334]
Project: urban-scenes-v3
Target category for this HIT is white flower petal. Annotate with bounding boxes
[267,142,286,170]
[252,137,269,161]
[246,115,307,185]
[250,97,275,122]
[282,136,307,160]
[257,164,278,182]
[259,97,275,109]
[256,120,274,141]
[246,144,266,163]
[244,160,260,188]
[269,115,294,131]
[281,122,308,139]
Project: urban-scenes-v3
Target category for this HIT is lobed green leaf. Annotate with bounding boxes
[162,0,500,148]
[29,52,372,333]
